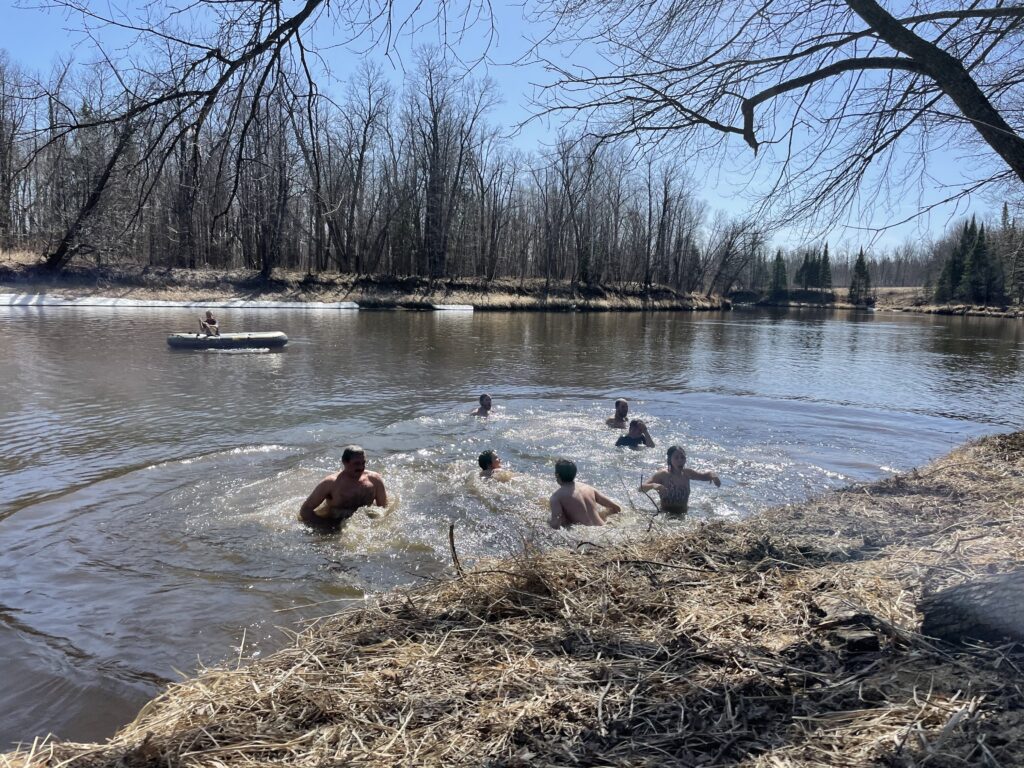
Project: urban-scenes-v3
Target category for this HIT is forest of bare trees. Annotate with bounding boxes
[0,47,770,293]
[1,0,1023,302]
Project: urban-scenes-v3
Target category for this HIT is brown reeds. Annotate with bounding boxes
[5,432,1024,767]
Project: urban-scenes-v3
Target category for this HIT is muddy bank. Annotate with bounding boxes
[0,259,727,312]
[5,432,1024,767]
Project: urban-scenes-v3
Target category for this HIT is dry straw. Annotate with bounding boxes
[5,432,1024,767]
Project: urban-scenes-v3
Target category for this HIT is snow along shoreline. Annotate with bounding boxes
[0,293,473,311]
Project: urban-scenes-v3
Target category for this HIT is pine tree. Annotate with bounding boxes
[958,223,990,303]
[797,251,812,290]
[933,221,972,303]
[848,248,872,304]
[819,243,832,290]
[770,249,788,300]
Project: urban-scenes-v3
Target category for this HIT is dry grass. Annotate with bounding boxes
[4,432,1024,767]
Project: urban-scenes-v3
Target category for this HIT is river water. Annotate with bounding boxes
[0,306,1021,748]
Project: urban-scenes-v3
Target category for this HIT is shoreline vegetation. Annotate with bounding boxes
[5,431,1024,766]
[0,257,726,312]
[3,255,1022,317]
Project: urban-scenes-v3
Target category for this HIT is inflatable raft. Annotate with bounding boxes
[167,332,288,349]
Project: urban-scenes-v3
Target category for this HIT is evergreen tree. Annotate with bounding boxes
[796,251,812,290]
[848,248,872,304]
[769,249,788,300]
[819,243,832,289]
[958,223,991,303]
[933,220,972,303]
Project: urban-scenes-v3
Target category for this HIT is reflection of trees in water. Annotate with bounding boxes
[925,316,1024,383]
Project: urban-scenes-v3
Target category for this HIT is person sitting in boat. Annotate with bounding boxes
[298,445,387,531]
[606,398,629,428]
[549,458,621,528]
[473,393,493,417]
[639,445,720,514]
[199,310,220,336]
[615,419,655,449]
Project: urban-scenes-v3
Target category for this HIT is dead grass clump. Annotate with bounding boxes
[5,431,1024,767]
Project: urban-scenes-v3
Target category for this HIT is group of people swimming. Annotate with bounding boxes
[298,396,721,531]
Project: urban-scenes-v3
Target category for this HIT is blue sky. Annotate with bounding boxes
[0,0,995,255]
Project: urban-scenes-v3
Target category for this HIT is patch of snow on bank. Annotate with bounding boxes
[0,293,359,309]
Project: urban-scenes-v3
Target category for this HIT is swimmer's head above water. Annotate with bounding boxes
[478,449,500,471]
[554,458,577,484]
[614,398,628,419]
[667,445,687,472]
[341,445,366,473]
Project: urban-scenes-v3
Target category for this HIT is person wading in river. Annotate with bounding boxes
[473,393,493,417]
[606,398,629,428]
[639,445,720,514]
[298,446,387,530]
[616,419,655,449]
[549,459,621,528]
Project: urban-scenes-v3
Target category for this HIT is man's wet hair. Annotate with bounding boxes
[479,393,491,405]
[554,458,577,483]
[667,445,687,465]
[341,445,365,463]
[615,398,628,409]
[629,419,644,430]
[478,450,498,470]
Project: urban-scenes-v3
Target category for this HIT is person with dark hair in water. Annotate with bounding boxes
[478,449,502,478]
[615,419,655,449]
[473,393,493,417]
[298,445,387,530]
[199,310,220,336]
[606,398,629,428]
[549,458,621,528]
[640,445,720,514]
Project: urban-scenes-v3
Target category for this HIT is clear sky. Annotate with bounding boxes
[0,0,997,255]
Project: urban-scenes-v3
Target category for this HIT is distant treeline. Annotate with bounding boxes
[0,49,1020,303]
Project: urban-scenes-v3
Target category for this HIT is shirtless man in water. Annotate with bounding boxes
[473,393,493,417]
[298,446,387,530]
[549,458,621,528]
[606,398,629,428]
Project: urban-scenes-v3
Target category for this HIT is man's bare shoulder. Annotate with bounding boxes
[364,470,385,483]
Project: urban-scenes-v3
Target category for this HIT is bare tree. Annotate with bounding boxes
[531,0,1024,227]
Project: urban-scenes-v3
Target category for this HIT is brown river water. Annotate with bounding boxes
[0,306,1021,748]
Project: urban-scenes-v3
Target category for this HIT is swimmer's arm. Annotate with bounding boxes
[641,426,655,448]
[685,468,721,487]
[299,478,333,518]
[371,474,388,507]
[549,496,566,529]
[639,471,667,493]
[593,489,621,516]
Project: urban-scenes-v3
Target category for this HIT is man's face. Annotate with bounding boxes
[481,395,492,410]
[616,401,628,418]
[344,453,367,474]
[628,421,644,438]
[492,455,502,468]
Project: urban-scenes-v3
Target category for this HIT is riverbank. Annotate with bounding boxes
[758,287,1024,318]
[5,431,1023,766]
[0,255,726,312]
